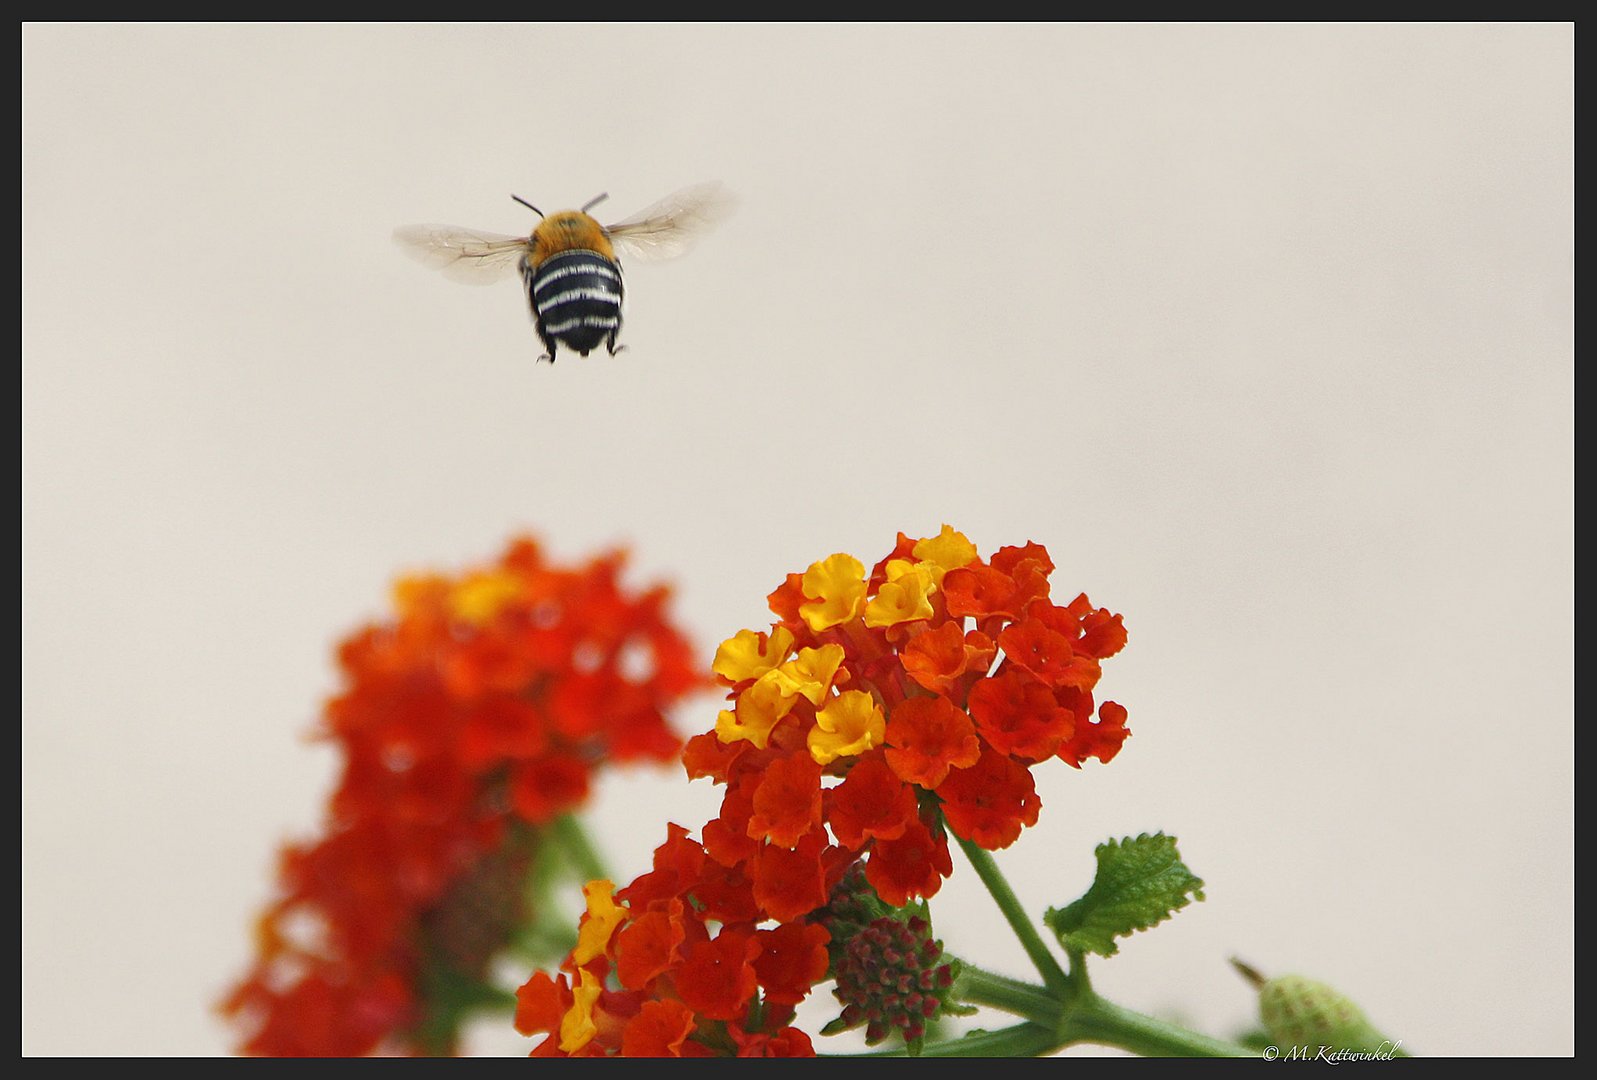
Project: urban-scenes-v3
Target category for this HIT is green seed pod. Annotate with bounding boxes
[1257,973,1396,1054]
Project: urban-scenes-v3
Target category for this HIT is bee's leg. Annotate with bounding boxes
[606,330,626,357]
[535,323,558,364]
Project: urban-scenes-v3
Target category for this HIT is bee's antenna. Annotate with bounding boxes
[511,194,544,218]
[581,192,610,214]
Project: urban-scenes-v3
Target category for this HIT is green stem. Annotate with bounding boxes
[952,962,1060,1025]
[940,956,1252,1057]
[825,1021,1065,1058]
[822,956,1253,1058]
[954,835,1069,992]
[1062,994,1254,1058]
[1065,946,1092,993]
[549,813,610,883]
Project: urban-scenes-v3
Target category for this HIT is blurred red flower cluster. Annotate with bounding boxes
[221,537,702,1055]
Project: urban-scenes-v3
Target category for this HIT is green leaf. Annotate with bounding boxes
[1043,832,1205,957]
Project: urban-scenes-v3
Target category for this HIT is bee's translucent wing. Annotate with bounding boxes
[391,225,530,285]
[604,181,737,263]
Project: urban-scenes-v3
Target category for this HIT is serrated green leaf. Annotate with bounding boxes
[1043,832,1205,957]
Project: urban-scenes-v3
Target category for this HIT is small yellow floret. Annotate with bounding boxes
[447,570,524,625]
[911,525,979,585]
[799,553,868,632]
[766,644,846,706]
[864,560,936,627]
[808,690,886,765]
[558,968,602,1053]
[715,671,799,748]
[572,879,626,965]
[712,626,795,683]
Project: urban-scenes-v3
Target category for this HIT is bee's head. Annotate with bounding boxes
[524,197,616,262]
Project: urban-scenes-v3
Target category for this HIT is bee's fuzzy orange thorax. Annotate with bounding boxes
[528,211,615,268]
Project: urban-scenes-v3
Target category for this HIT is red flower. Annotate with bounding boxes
[618,823,707,909]
[997,615,1090,689]
[991,541,1056,578]
[967,669,1075,761]
[900,619,996,697]
[509,753,591,821]
[673,930,759,1022]
[1075,599,1129,659]
[884,693,983,789]
[752,922,832,1005]
[222,969,412,1058]
[937,748,1042,850]
[690,858,763,925]
[614,901,687,991]
[1059,700,1132,767]
[730,1026,817,1057]
[682,731,747,782]
[753,831,833,923]
[620,999,701,1057]
[866,815,955,907]
[942,564,1022,619]
[702,781,761,868]
[746,751,823,848]
[825,756,918,848]
[513,971,570,1038]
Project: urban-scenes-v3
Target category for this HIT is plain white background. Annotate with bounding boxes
[23,24,1571,1056]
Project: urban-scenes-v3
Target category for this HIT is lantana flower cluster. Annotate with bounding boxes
[513,527,1128,1057]
[222,537,701,1056]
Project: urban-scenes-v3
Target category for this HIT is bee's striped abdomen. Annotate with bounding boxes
[524,249,624,360]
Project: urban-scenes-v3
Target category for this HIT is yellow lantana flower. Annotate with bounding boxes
[766,644,846,706]
[808,690,886,765]
[799,553,868,632]
[572,879,625,965]
[559,968,603,1053]
[712,626,795,684]
[912,524,980,585]
[715,670,799,748]
[864,560,936,628]
[446,570,524,625]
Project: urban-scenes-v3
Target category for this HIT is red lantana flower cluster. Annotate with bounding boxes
[513,527,1128,1057]
[221,537,701,1056]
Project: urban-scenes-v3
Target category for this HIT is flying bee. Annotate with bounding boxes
[393,181,735,362]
